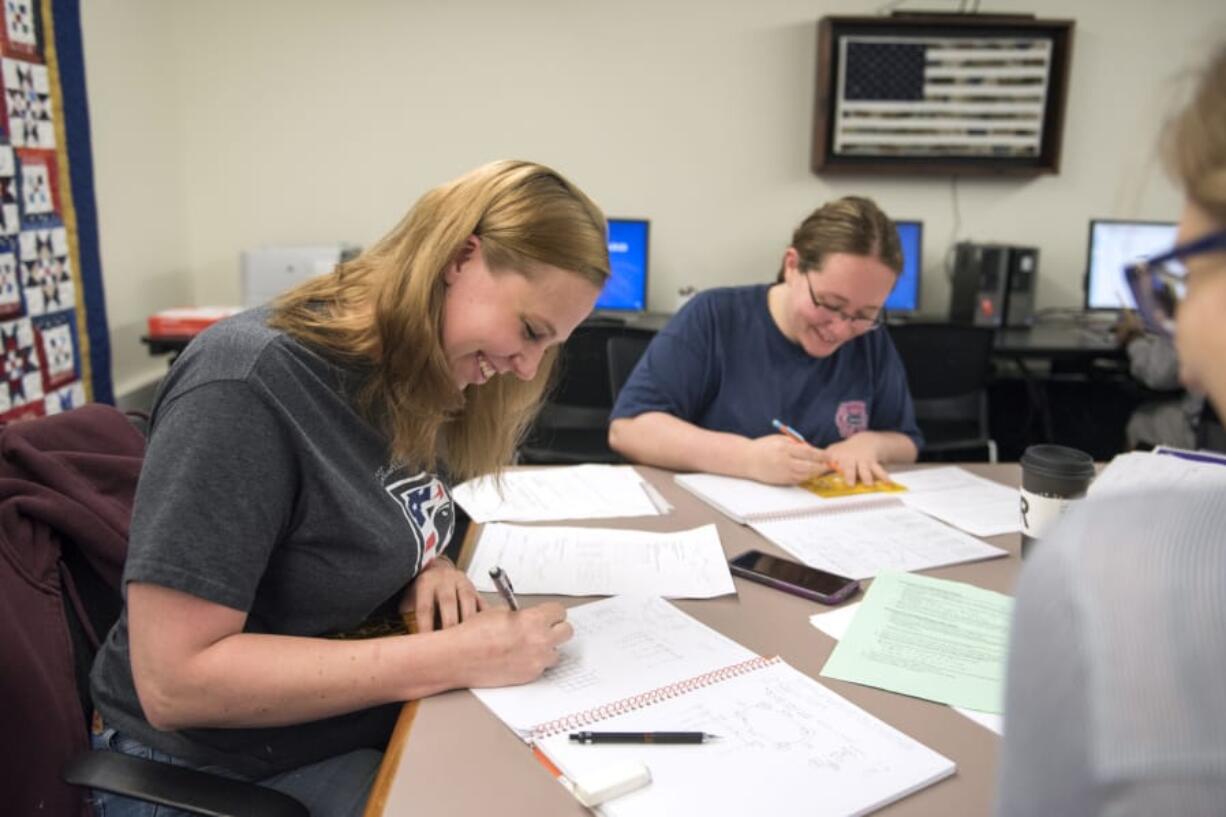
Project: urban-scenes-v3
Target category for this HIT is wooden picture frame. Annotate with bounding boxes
[812,14,1075,176]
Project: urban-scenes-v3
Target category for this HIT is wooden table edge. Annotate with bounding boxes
[363,520,483,817]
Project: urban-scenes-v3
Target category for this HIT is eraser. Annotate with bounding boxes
[565,759,652,807]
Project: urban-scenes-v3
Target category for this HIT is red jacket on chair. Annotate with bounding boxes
[0,404,145,817]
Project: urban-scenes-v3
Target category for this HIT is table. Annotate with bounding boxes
[367,463,1022,817]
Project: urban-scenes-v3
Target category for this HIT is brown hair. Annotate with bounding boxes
[775,196,903,282]
[1165,44,1226,224]
[269,160,609,481]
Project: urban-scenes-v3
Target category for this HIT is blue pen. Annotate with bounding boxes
[771,418,806,444]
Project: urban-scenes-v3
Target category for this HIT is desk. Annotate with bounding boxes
[991,325,1128,451]
[993,324,1123,362]
[368,463,1021,817]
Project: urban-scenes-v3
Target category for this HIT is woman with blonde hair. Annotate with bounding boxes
[88,160,610,816]
[609,196,921,487]
[998,44,1226,816]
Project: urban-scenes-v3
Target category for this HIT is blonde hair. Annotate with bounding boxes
[269,160,609,481]
[1165,44,1226,224]
[776,196,903,282]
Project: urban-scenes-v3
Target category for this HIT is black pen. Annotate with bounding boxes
[569,731,720,744]
[488,566,519,611]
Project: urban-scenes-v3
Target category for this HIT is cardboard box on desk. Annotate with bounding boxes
[147,306,242,338]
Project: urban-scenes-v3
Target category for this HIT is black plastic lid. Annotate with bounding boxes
[1020,444,1096,479]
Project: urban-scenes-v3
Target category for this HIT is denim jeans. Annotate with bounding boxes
[88,727,383,817]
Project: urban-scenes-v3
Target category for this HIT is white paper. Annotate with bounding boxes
[1089,451,1226,500]
[538,660,955,817]
[452,465,662,522]
[466,523,735,599]
[673,472,825,522]
[751,506,1006,580]
[810,604,1004,736]
[470,596,755,737]
[893,467,1022,537]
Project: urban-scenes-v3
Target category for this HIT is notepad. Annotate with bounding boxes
[676,467,1022,538]
[471,596,955,816]
[673,472,898,524]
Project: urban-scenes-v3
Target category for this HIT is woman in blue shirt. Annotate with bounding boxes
[609,196,921,486]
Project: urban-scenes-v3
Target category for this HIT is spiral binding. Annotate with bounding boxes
[751,495,904,522]
[528,655,780,740]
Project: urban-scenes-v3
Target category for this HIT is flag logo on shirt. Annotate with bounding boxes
[385,472,454,573]
[835,400,868,439]
[833,36,1052,159]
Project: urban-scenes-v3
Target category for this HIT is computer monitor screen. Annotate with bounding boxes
[885,220,922,313]
[596,218,649,312]
[1085,219,1178,310]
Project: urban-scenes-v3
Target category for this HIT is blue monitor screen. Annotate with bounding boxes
[885,220,922,312]
[596,218,649,312]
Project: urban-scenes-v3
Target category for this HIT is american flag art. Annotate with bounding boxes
[833,36,1053,158]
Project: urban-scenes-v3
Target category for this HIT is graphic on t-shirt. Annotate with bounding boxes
[385,472,454,573]
[835,400,868,438]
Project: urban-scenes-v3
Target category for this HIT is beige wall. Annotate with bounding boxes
[81,0,1225,399]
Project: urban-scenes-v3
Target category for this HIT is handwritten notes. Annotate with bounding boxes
[466,524,735,598]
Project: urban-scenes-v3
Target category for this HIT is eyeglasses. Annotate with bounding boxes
[803,271,883,333]
[1124,229,1226,337]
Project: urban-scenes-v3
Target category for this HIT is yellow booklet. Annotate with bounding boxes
[801,472,907,498]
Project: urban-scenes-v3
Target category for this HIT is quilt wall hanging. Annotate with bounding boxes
[0,0,111,421]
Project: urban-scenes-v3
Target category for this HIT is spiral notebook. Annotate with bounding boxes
[472,596,954,816]
[673,472,904,525]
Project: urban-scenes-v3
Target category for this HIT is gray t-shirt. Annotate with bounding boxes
[997,486,1226,816]
[91,307,455,778]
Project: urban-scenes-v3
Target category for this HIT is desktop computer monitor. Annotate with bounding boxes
[885,220,922,313]
[1084,218,1178,310]
[596,218,649,312]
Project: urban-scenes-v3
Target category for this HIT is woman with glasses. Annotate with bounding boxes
[998,44,1226,816]
[608,196,920,487]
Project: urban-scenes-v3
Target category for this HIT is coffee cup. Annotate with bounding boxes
[1019,444,1096,557]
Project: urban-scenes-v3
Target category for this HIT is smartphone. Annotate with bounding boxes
[728,550,859,605]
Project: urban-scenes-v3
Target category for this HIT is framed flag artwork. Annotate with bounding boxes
[812,14,1074,176]
[0,0,110,422]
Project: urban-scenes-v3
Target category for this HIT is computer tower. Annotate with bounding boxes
[1004,246,1038,327]
[949,243,1038,328]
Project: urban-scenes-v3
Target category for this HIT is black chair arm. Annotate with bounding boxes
[64,750,309,817]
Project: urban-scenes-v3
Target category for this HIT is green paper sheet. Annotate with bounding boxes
[820,570,1013,714]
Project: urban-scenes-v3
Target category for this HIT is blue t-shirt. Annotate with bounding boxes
[610,285,923,450]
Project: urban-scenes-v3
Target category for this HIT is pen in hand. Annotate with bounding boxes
[489,566,519,611]
[771,418,807,444]
[569,731,720,744]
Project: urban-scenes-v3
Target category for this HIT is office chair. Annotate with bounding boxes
[1,404,308,817]
[887,323,999,463]
[1199,402,1226,453]
[606,331,654,402]
[519,323,655,464]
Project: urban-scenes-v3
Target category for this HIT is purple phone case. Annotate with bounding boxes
[729,561,860,605]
